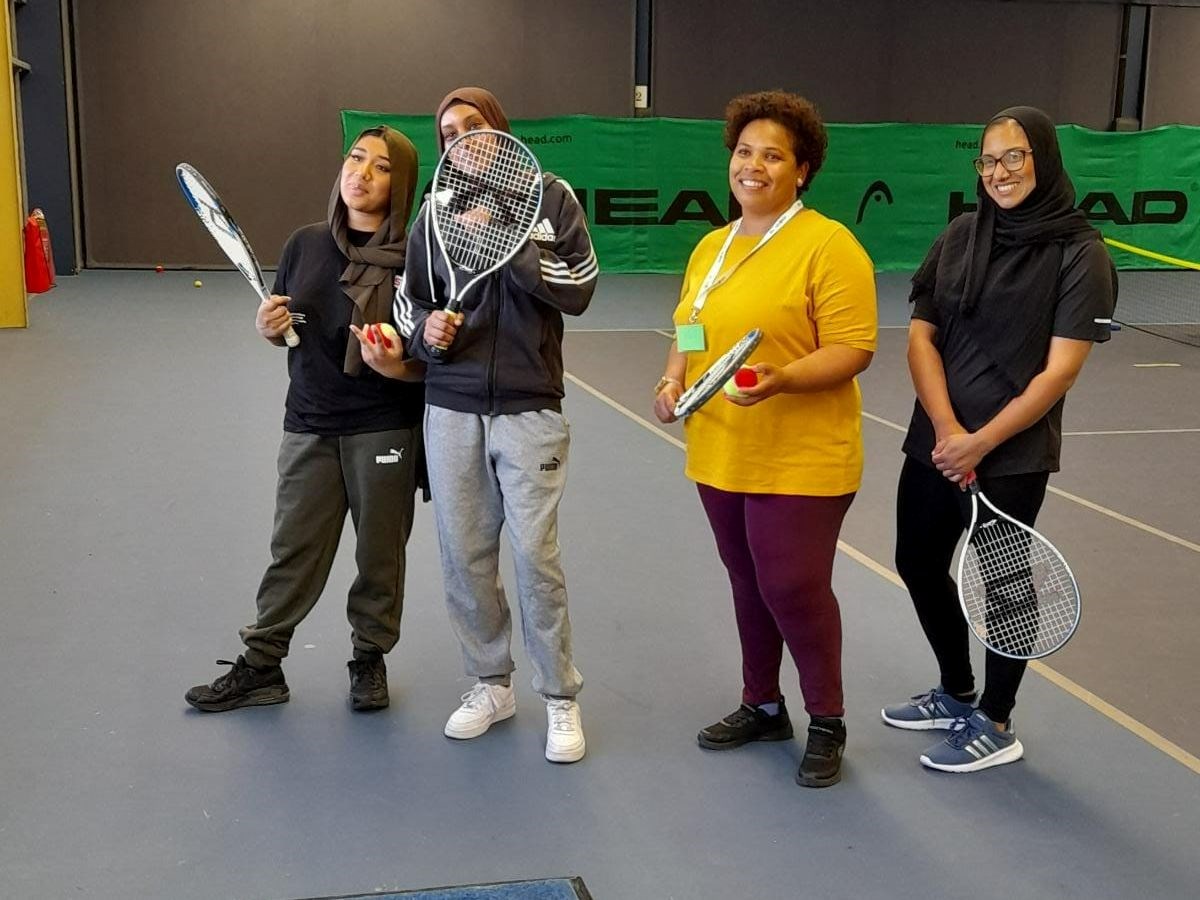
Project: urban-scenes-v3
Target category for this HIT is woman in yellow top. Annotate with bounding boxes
[653,90,877,788]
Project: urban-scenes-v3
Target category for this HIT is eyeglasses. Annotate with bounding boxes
[973,148,1033,176]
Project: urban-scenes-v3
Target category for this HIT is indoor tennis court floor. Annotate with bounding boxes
[1,271,1197,899]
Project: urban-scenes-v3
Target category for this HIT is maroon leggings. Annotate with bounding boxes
[697,484,855,718]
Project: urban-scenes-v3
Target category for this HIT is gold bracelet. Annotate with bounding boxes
[654,376,682,396]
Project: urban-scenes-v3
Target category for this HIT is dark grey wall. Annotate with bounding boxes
[69,0,1200,269]
[73,0,634,268]
[16,0,77,274]
[652,0,1123,125]
[1143,6,1200,127]
[1039,0,1200,4]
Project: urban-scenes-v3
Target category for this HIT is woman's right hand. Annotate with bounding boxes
[932,431,992,483]
[653,382,683,424]
[256,294,293,342]
[424,309,463,352]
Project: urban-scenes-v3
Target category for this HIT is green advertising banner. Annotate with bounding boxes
[343,111,1200,274]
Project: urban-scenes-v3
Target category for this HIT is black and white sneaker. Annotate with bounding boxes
[697,700,793,750]
[796,716,846,788]
[185,656,289,712]
[347,655,389,711]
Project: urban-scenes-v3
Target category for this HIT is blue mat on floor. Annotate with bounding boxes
[299,876,592,900]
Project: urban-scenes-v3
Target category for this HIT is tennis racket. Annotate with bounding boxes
[673,328,763,419]
[956,472,1080,659]
[426,129,543,356]
[175,163,300,348]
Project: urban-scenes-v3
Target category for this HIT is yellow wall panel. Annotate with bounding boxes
[1,0,28,329]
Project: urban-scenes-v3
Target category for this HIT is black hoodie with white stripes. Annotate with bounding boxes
[395,174,598,416]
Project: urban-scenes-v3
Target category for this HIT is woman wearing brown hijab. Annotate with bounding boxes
[186,126,426,714]
[389,87,598,763]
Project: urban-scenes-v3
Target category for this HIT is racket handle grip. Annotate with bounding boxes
[283,325,300,348]
[427,305,461,359]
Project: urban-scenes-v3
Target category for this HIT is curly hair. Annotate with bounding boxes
[723,90,827,194]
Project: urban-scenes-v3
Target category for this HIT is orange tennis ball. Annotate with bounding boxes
[733,366,758,388]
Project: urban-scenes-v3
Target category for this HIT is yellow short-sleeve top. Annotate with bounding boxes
[673,207,878,496]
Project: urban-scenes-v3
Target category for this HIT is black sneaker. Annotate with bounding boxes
[697,700,793,750]
[796,716,846,787]
[347,655,389,711]
[185,656,289,712]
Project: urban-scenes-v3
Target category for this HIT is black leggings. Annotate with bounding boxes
[894,456,1049,723]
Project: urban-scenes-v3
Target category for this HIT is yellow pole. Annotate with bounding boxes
[1,0,28,328]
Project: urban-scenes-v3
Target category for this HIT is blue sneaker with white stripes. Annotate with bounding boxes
[881,687,975,730]
[919,710,1024,773]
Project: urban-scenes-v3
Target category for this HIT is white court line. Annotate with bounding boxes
[565,327,676,338]
[1064,428,1200,436]
[566,372,1200,775]
[565,371,685,451]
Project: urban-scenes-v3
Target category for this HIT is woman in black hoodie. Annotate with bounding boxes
[379,87,597,764]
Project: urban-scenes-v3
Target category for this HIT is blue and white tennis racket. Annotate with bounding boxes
[176,163,300,347]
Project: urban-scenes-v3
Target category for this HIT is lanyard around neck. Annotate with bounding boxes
[688,199,804,324]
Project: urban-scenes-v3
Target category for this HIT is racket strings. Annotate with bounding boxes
[433,136,540,273]
[961,518,1079,657]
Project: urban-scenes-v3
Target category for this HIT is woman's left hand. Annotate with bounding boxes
[931,432,990,483]
[722,363,783,407]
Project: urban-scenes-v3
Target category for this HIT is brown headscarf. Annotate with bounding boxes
[434,87,512,152]
[328,125,418,374]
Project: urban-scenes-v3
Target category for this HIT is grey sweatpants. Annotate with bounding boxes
[239,427,420,668]
[424,406,582,698]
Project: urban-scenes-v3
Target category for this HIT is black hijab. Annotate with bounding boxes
[328,125,418,375]
[917,106,1100,316]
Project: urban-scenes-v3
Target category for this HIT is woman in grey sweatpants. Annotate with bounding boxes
[390,87,598,763]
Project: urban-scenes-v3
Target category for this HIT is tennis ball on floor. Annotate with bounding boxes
[193,279,203,288]
[155,265,164,273]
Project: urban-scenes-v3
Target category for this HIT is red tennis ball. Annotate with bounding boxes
[733,367,758,389]
[155,265,164,273]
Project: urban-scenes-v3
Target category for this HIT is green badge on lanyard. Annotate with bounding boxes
[676,323,706,352]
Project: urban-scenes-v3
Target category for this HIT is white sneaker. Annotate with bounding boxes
[545,698,586,763]
[444,682,516,739]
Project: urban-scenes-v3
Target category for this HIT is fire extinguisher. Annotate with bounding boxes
[23,209,54,294]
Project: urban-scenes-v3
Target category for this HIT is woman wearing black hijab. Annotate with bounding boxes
[186,126,425,714]
[881,107,1116,772]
